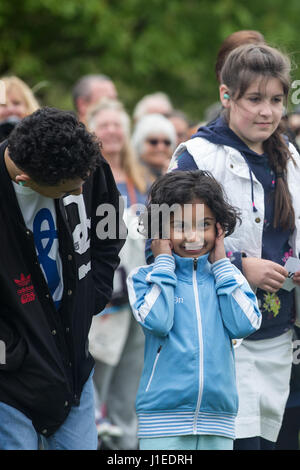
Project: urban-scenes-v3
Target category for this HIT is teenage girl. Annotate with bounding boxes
[127,170,261,450]
[168,43,300,450]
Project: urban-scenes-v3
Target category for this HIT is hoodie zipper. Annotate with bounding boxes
[146,345,162,392]
[192,257,204,433]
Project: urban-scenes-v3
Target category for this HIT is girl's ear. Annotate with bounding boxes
[219,84,231,109]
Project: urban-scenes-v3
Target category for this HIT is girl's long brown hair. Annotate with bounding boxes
[221,44,295,230]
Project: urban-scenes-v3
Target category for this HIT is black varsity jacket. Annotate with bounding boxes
[0,141,126,437]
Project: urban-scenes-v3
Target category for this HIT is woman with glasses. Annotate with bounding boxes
[131,113,177,181]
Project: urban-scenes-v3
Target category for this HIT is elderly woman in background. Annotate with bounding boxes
[87,98,147,450]
[132,91,173,123]
[0,76,39,141]
[131,113,177,181]
[88,98,148,203]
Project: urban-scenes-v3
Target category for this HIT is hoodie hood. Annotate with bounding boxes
[192,116,271,213]
[192,115,266,160]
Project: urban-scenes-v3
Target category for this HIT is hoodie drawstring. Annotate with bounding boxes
[240,152,258,213]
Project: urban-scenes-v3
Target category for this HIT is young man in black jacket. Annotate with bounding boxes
[0,107,126,449]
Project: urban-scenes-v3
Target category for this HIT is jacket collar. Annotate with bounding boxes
[173,252,211,280]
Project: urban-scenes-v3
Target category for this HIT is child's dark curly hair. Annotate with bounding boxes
[139,170,241,238]
[8,107,102,185]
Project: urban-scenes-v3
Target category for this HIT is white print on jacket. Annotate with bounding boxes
[63,195,91,280]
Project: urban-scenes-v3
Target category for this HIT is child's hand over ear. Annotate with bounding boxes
[209,223,226,264]
[151,239,173,258]
[151,238,173,258]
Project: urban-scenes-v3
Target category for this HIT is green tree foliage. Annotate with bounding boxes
[1,0,300,122]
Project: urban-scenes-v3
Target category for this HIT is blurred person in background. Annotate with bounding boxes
[167,109,190,146]
[131,113,177,181]
[285,106,300,150]
[215,30,266,84]
[87,98,147,450]
[132,92,173,124]
[72,74,117,126]
[287,106,300,138]
[275,107,300,450]
[0,76,39,142]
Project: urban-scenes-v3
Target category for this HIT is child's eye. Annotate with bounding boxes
[273,97,283,103]
[201,221,211,227]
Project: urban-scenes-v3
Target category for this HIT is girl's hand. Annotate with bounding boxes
[242,257,288,292]
[293,270,300,286]
[209,223,226,264]
[151,239,173,258]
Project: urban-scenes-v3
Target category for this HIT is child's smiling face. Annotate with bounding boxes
[169,200,217,258]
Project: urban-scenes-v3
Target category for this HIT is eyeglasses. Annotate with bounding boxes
[146,138,171,147]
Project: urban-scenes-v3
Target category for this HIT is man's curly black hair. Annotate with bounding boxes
[8,107,102,185]
[139,170,241,238]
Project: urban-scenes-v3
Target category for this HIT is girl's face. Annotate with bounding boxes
[141,133,172,170]
[169,200,217,258]
[222,76,284,154]
[92,109,125,157]
[0,87,27,121]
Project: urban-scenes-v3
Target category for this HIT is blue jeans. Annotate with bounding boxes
[0,371,98,450]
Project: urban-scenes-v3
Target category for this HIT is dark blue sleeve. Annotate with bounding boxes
[172,150,198,171]
[227,251,244,272]
[145,238,154,265]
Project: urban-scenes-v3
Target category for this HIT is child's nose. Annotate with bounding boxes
[185,228,204,243]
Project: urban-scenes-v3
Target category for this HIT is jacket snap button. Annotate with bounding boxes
[67,289,72,296]
[42,429,47,435]
[255,217,261,223]
[51,330,57,335]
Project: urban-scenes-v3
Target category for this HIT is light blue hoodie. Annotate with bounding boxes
[127,253,261,439]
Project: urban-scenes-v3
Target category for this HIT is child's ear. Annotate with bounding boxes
[215,222,225,238]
